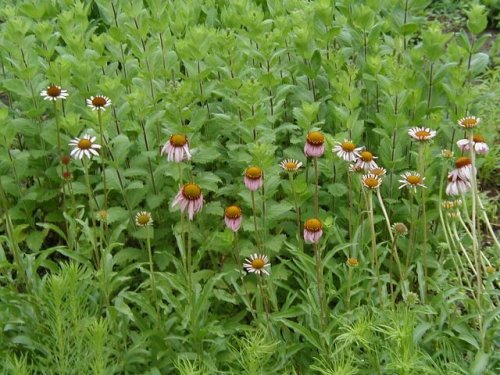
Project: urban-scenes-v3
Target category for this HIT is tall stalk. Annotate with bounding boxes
[288,172,302,249]
[97,111,108,210]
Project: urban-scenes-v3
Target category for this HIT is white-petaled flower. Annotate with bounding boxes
[446,174,471,196]
[69,134,101,159]
[370,167,387,177]
[441,149,454,159]
[355,150,378,170]
[161,134,191,162]
[456,134,489,155]
[303,218,323,244]
[171,183,204,220]
[448,157,475,181]
[135,211,153,227]
[398,171,426,192]
[361,173,382,190]
[349,164,365,173]
[86,95,112,111]
[408,127,437,142]
[457,116,480,129]
[279,159,303,172]
[243,254,270,275]
[332,140,363,162]
[40,84,68,101]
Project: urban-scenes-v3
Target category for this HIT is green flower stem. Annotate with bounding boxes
[406,190,415,269]
[347,171,354,242]
[288,172,302,249]
[367,190,383,304]
[418,143,428,301]
[313,157,319,217]
[187,217,193,293]
[314,242,326,328]
[251,190,262,251]
[438,201,464,288]
[450,222,477,277]
[346,266,352,310]
[97,110,108,211]
[257,275,272,334]
[468,131,484,349]
[146,226,159,314]
[376,189,394,243]
[99,220,109,307]
[82,158,99,268]
[390,235,406,305]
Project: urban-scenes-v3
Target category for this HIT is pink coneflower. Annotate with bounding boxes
[448,157,475,181]
[304,131,325,157]
[398,171,426,192]
[280,159,303,172]
[244,166,263,191]
[303,218,323,244]
[456,134,489,155]
[69,134,101,160]
[243,254,271,275]
[224,205,242,232]
[446,174,471,196]
[172,183,203,220]
[40,84,68,101]
[86,95,112,111]
[457,116,480,129]
[408,127,437,142]
[355,150,378,170]
[161,134,191,162]
[332,140,363,162]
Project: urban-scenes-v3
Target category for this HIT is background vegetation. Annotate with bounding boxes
[0,0,498,373]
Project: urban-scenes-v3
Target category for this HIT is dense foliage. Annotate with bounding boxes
[0,0,498,373]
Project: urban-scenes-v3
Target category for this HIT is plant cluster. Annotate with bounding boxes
[0,0,498,373]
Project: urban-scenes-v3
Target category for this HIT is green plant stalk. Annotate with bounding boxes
[232,232,257,320]
[376,189,394,243]
[52,100,66,201]
[314,242,326,328]
[346,266,352,310]
[251,190,262,251]
[468,132,484,349]
[288,172,302,249]
[257,275,272,335]
[347,170,354,242]
[97,110,108,211]
[367,190,383,305]
[187,217,193,294]
[83,158,99,269]
[418,143,428,301]
[406,191,415,269]
[450,221,477,278]
[146,226,159,315]
[99,220,109,307]
[390,235,405,305]
[314,157,319,217]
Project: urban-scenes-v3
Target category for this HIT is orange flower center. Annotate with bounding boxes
[245,166,262,179]
[406,175,421,185]
[251,258,265,269]
[307,131,325,145]
[225,205,241,219]
[415,130,430,138]
[170,134,187,147]
[182,183,201,200]
[47,85,61,97]
[137,214,151,225]
[363,176,379,188]
[455,156,471,168]
[92,96,107,107]
[285,161,298,170]
[461,118,477,128]
[473,134,485,143]
[347,257,359,267]
[360,151,373,161]
[304,218,322,232]
[77,139,92,149]
[341,141,356,152]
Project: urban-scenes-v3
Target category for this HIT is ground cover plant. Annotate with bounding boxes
[0,0,499,373]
